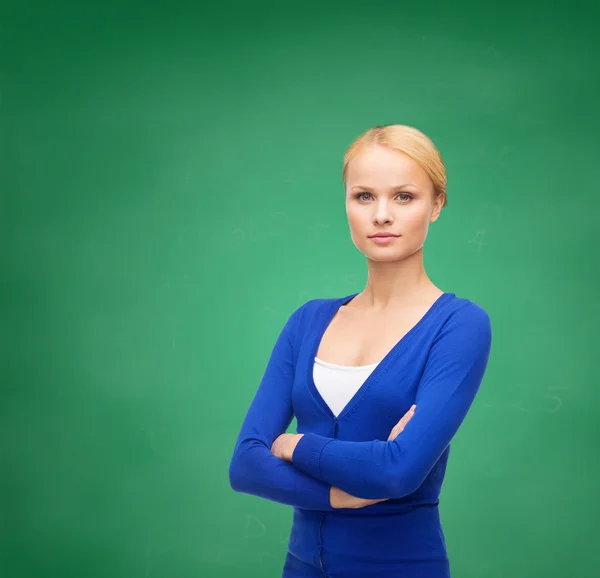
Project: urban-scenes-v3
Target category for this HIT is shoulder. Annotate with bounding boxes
[292,293,355,317]
[453,296,492,330]
[436,293,492,349]
[445,294,491,326]
[284,293,356,333]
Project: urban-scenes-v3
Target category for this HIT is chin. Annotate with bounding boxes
[366,253,407,263]
[353,240,424,263]
[355,246,409,262]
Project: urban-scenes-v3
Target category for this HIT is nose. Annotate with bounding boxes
[373,199,394,226]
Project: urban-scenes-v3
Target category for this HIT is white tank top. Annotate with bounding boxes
[313,357,380,417]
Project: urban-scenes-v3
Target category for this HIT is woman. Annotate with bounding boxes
[229,124,492,577]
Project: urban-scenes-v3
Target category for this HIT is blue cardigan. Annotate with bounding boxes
[229,292,492,574]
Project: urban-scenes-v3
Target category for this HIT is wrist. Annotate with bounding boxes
[329,486,342,509]
[286,433,304,461]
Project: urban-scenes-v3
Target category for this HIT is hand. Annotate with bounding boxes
[388,404,416,441]
[270,433,303,462]
[329,486,388,509]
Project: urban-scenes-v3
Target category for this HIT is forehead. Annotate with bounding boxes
[346,145,432,190]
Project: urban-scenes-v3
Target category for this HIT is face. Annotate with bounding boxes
[344,145,444,263]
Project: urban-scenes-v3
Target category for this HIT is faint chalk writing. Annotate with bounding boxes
[543,386,568,414]
[260,551,276,565]
[468,230,488,253]
[271,211,289,222]
[231,225,246,241]
[508,401,531,412]
[243,514,266,539]
[481,384,568,414]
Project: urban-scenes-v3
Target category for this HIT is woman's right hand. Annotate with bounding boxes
[329,404,416,509]
[329,486,387,509]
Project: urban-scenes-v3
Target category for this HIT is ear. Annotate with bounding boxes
[430,193,445,223]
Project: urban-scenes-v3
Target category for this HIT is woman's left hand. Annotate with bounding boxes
[271,433,304,461]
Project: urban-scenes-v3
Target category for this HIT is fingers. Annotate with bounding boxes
[360,497,389,508]
[387,404,416,441]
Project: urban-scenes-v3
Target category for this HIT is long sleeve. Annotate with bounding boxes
[229,304,334,511]
[291,303,492,500]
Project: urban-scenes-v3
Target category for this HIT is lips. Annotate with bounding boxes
[369,233,400,245]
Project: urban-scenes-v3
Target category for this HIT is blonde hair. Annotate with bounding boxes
[342,124,447,207]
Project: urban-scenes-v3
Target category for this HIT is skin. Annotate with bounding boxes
[270,144,446,508]
[345,143,444,272]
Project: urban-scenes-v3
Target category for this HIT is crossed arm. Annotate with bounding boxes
[274,305,492,500]
[228,303,404,510]
[271,405,416,508]
[228,306,336,510]
[230,303,492,507]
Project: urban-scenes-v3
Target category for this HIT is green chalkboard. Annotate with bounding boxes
[2,0,599,577]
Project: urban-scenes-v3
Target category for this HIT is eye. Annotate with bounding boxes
[353,191,413,202]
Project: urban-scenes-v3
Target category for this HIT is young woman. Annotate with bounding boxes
[229,124,492,577]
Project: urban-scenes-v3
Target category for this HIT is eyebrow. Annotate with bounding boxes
[350,184,419,191]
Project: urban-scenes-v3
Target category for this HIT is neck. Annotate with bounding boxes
[358,248,440,310]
